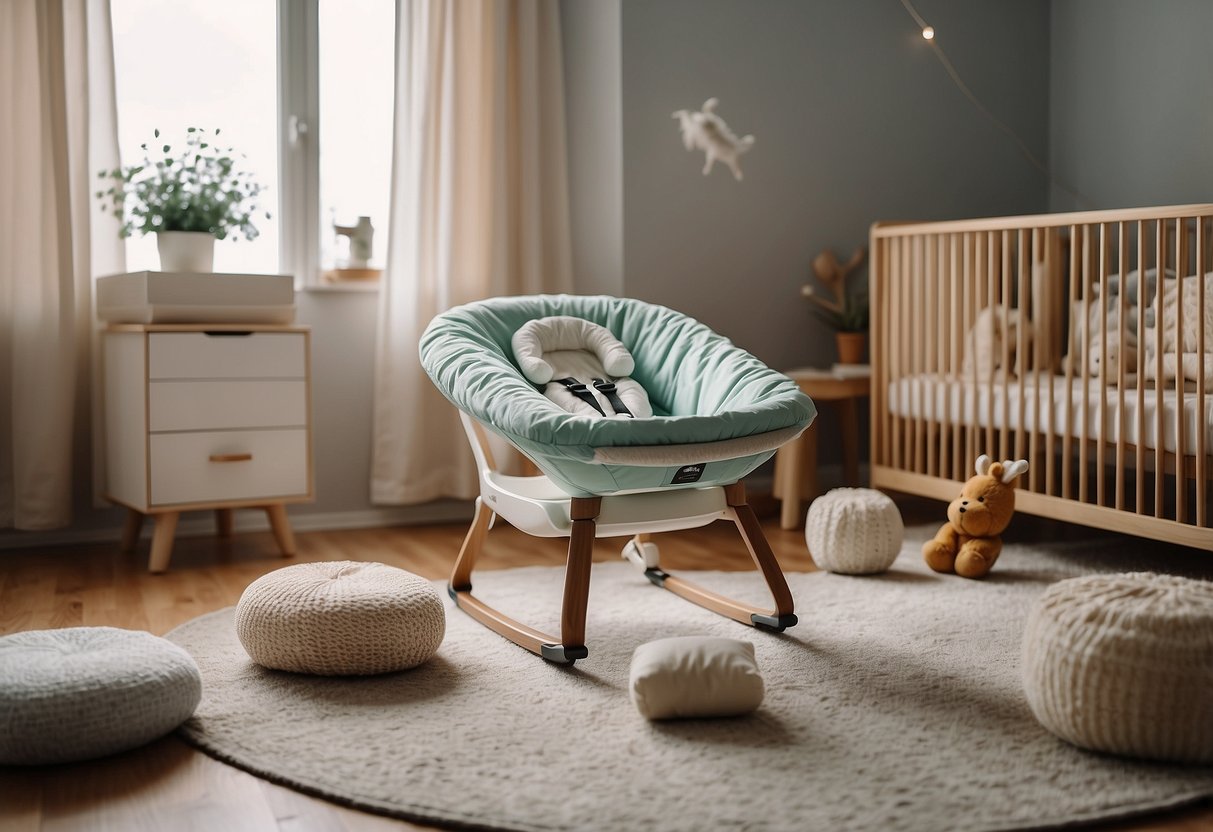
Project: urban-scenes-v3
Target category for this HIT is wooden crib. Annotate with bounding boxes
[870,203,1213,551]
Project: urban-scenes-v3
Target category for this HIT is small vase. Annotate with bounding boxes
[157,231,215,273]
[836,331,867,365]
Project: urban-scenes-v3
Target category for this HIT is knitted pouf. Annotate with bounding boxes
[804,488,904,574]
[235,561,445,676]
[0,627,201,765]
[1022,572,1213,763]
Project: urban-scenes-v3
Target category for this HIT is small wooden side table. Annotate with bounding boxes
[774,368,870,529]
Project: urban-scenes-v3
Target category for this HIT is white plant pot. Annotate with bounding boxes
[157,231,215,273]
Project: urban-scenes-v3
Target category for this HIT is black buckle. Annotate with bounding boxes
[592,378,633,418]
[555,377,606,416]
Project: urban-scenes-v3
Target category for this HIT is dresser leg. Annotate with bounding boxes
[121,509,144,553]
[215,508,234,538]
[148,512,179,573]
[265,504,296,556]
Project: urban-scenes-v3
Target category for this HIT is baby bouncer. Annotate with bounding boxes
[420,295,816,664]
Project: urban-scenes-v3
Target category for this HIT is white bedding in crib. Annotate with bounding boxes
[888,374,1213,456]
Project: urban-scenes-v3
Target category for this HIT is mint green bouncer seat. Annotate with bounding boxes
[421,294,816,664]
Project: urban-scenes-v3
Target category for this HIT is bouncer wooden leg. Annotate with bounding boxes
[553,497,600,662]
[649,483,797,631]
[451,497,492,591]
[725,483,796,626]
[148,511,179,573]
[448,496,600,665]
[121,509,144,553]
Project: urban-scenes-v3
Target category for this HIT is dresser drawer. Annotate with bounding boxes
[148,332,305,379]
[149,381,307,432]
[149,429,309,506]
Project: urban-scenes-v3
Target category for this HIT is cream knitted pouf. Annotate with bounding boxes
[804,488,904,574]
[0,627,202,765]
[235,561,445,676]
[1022,572,1213,764]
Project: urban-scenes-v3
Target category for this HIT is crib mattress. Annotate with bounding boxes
[888,374,1213,456]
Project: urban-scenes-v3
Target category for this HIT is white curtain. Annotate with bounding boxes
[0,0,124,529]
[372,0,573,504]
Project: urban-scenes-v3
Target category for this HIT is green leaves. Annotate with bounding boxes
[93,127,266,241]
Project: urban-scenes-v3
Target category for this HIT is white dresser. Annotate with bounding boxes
[103,324,313,572]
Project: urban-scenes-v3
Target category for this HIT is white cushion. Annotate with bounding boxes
[1022,572,1213,764]
[511,316,635,383]
[805,488,904,574]
[235,561,445,676]
[0,627,201,765]
[629,636,764,720]
[510,316,653,419]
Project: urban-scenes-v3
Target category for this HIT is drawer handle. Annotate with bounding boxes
[209,453,253,463]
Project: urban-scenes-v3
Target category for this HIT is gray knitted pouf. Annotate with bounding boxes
[235,561,445,676]
[805,488,904,574]
[0,627,202,765]
[1023,572,1213,763]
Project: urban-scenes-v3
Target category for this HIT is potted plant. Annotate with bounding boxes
[802,247,869,364]
[96,127,267,272]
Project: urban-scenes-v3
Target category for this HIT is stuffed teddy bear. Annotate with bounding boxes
[922,454,1029,579]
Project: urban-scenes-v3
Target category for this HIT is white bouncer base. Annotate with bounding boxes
[485,470,729,538]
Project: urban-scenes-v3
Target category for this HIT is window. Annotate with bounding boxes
[317,0,396,281]
[110,0,395,285]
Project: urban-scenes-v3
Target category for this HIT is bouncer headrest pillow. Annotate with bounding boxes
[511,316,636,385]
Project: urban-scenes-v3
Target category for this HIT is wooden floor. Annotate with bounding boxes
[1,494,1211,832]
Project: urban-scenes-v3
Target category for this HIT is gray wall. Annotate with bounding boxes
[563,0,625,298]
[1049,0,1213,212]
[616,0,1052,372]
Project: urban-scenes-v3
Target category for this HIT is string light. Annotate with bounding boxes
[896,0,1091,208]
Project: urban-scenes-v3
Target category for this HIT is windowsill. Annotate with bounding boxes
[301,282,381,294]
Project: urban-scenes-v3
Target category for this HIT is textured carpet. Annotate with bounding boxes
[166,527,1213,832]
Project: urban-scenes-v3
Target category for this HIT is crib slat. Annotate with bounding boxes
[1018,229,1030,483]
[986,232,997,459]
[1115,221,1128,511]
[871,238,884,470]
[1044,229,1058,496]
[1000,230,1011,463]
[950,233,962,481]
[1136,220,1147,514]
[930,233,942,478]
[912,235,924,475]
[1176,219,1188,523]
[903,237,914,473]
[1096,223,1108,508]
[965,232,977,470]
[1062,225,1079,500]
[1198,216,1208,526]
[1028,229,1040,493]
[1155,220,1166,518]
[1079,225,1092,504]
[890,238,902,474]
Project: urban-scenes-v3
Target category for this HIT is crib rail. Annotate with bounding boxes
[870,204,1213,550]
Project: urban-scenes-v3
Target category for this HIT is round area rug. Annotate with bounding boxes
[167,529,1213,832]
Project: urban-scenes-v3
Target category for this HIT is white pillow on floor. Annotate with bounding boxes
[629,636,764,720]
